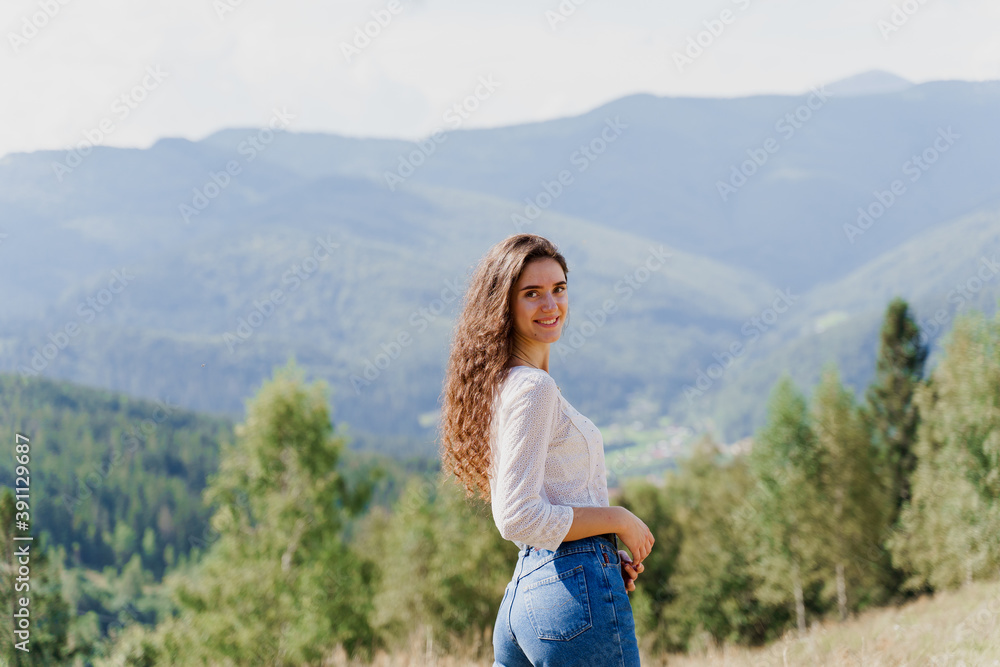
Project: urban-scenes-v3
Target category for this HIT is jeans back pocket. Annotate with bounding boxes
[522,563,592,641]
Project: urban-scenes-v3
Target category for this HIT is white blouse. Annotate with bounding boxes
[488,365,610,552]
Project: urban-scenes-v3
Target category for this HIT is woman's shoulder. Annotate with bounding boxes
[500,365,559,399]
[492,367,562,436]
[503,364,554,382]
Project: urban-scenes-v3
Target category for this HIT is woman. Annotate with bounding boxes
[439,233,655,666]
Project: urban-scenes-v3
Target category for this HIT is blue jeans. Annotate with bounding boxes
[493,535,640,666]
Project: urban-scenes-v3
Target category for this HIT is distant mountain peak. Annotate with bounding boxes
[824,70,913,97]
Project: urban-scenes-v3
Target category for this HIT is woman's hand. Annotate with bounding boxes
[619,550,644,594]
[615,507,654,567]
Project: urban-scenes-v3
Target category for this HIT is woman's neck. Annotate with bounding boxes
[508,340,550,372]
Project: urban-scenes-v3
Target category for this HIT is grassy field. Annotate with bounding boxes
[326,578,1000,666]
[661,578,1000,666]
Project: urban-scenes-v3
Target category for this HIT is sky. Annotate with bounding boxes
[1,0,998,159]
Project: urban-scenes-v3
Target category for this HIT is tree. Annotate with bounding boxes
[890,310,1000,590]
[616,472,682,653]
[746,374,826,635]
[103,359,382,665]
[361,475,516,658]
[811,365,892,620]
[864,297,928,523]
[0,488,75,665]
[643,435,788,652]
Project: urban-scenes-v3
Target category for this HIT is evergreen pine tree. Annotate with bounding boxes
[1,488,74,665]
[363,475,516,657]
[617,471,683,653]
[890,310,1000,590]
[104,360,383,665]
[812,365,892,620]
[747,375,826,635]
[653,436,788,652]
[864,297,928,520]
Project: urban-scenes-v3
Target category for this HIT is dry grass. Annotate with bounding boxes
[324,627,494,667]
[325,579,1000,666]
[653,578,1000,667]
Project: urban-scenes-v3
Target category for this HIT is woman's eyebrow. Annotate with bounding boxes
[518,280,567,291]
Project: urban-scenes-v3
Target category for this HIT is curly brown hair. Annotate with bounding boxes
[437,234,569,502]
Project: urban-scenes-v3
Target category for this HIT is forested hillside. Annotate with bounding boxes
[0,368,434,664]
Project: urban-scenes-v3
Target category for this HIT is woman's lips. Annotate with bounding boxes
[535,316,560,328]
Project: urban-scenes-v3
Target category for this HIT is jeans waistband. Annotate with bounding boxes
[521,533,618,555]
[596,532,618,551]
[515,534,620,581]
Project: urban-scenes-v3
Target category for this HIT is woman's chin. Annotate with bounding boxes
[539,329,563,343]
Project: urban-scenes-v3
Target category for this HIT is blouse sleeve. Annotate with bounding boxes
[491,373,575,552]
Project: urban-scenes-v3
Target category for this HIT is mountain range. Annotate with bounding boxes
[2,70,998,458]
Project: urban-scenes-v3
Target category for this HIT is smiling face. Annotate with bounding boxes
[509,257,568,347]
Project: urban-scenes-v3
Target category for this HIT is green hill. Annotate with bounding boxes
[0,372,423,575]
[683,203,1000,442]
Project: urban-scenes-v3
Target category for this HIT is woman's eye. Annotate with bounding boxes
[525,286,566,297]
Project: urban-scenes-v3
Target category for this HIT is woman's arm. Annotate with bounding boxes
[564,505,655,565]
[561,506,624,541]
[491,375,575,551]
